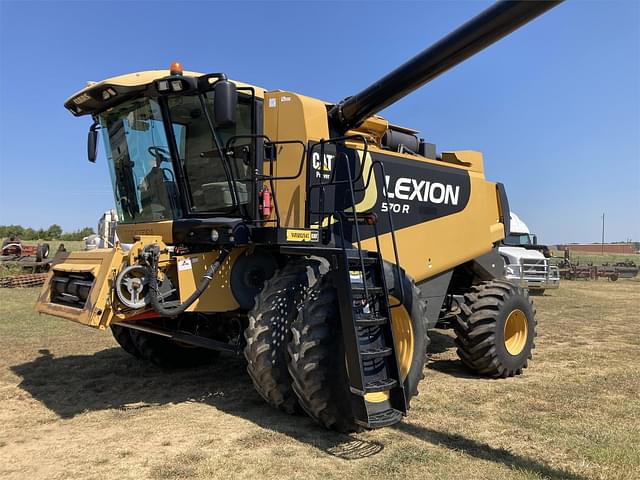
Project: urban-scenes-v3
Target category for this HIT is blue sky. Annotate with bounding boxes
[0,0,638,244]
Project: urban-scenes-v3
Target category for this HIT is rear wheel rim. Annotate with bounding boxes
[504,309,528,356]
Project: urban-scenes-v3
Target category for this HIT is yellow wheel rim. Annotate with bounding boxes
[503,309,528,356]
[365,296,414,403]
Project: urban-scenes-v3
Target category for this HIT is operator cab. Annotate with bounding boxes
[68,63,265,245]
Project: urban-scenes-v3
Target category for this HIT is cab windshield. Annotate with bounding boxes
[100,98,182,223]
[99,93,253,223]
[505,233,534,246]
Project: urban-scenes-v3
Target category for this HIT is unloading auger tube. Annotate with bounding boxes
[141,244,231,317]
[328,0,563,133]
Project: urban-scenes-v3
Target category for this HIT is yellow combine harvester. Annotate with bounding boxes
[36,1,561,431]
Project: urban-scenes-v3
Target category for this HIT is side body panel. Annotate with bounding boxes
[263,92,329,227]
[305,142,505,283]
[359,150,504,282]
[176,248,244,312]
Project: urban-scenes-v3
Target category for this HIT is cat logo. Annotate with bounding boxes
[311,152,334,180]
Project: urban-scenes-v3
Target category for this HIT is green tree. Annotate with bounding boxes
[78,227,95,238]
[0,225,25,239]
[23,228,38,240]
[46,224,63,239]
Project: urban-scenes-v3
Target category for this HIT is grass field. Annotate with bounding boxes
[19,240,86,252]
[0,280,638,479]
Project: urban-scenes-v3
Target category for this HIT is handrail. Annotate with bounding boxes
[225,134,307,228]
[306,137,404,308]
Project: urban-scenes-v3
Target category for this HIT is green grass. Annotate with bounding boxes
[20,239,86,252]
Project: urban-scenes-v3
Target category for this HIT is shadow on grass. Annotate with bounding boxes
[11,348,585,478]
[427,329,456,354]
[427,330,481,379]
[10,348,382,460]
[396,422,587,480]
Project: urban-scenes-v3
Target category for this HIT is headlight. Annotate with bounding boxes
[210,229,219,242]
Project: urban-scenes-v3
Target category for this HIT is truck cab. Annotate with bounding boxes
[500,212,559,293]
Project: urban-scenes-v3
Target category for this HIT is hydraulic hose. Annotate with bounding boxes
[144,244,231,317]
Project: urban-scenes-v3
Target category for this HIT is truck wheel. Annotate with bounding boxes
[129,328,219,369]
[244,259,325,414]
[288,271,428,432]
[110,324,142,358]
[453,280,536,378]
[609,273,619,282]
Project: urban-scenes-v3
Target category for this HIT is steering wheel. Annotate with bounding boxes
[147,146,170,166]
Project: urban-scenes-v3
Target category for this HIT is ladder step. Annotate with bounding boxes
[347,256,377,265]
[361,347,392,360]
[365,408,404,429]
[352,285,383,295]
[354,313,387,327]
[364,378,398,393]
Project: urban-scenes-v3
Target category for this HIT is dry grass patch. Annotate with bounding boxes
[0,280,638,479]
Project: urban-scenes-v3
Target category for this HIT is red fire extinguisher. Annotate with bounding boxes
[259,189,272,218]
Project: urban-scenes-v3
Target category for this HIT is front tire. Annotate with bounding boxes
[453,280,536,378]
[243,259,325,414]
[110,324,141,358]
[288,269,428,432]
[129,321,219,369]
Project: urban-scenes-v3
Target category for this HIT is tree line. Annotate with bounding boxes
[0,224,95,241]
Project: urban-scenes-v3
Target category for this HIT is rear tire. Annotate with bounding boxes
[244,259,325,414]
[110,324,141,358]
[453,280,536,378]
[288,269,428,432]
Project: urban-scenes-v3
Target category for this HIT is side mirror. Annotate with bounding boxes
[214,80,237,127]
[532,235,538,245]
[88,123,99,163]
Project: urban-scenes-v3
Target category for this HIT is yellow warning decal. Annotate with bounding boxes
[286,229,320,242]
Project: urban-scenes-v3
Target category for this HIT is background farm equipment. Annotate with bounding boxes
[1,239,58,288]
[1,240,52,273]
[0,272,49,288]
[597,262,639,281]
[555,256,638,282]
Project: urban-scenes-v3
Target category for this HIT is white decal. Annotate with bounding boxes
[177,258,192,271]
[384,175,460,206]
[268,98,276,108]
[311,152,334,180]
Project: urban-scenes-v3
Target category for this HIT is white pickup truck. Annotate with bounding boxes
[500,212,560,294]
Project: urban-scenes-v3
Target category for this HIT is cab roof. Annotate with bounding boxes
[64,69,267,117]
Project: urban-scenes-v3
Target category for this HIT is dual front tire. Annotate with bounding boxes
[244,261,429,432]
